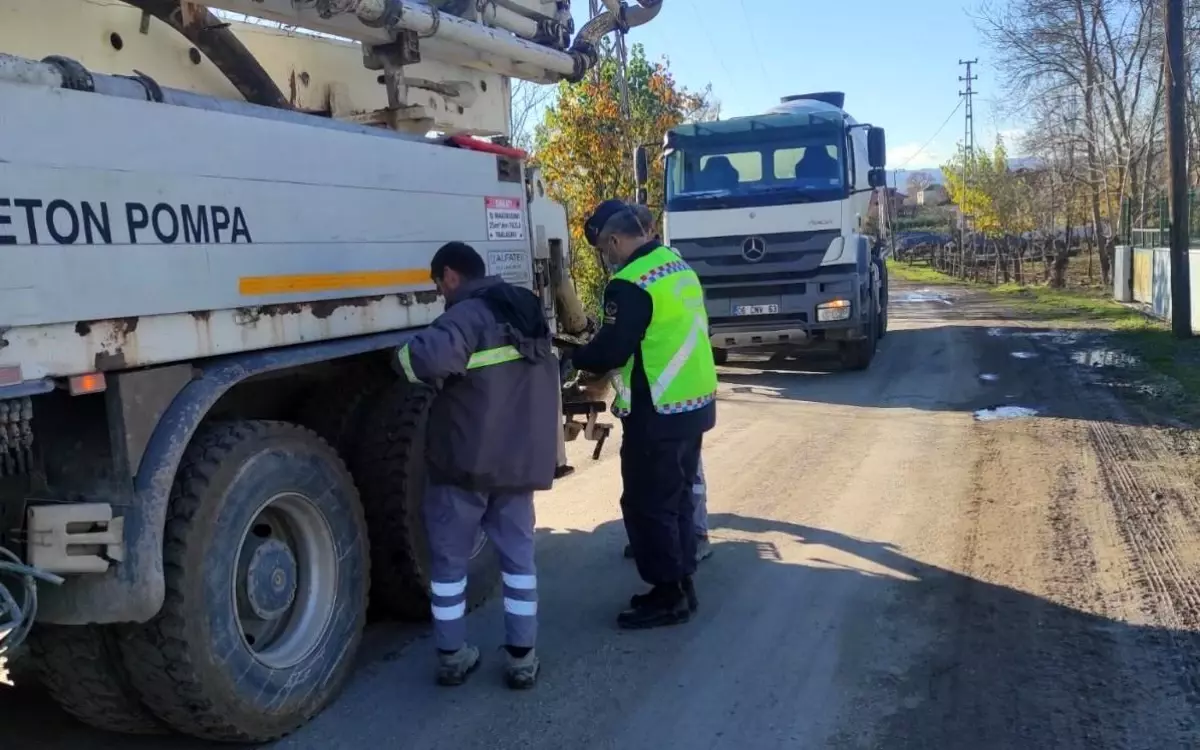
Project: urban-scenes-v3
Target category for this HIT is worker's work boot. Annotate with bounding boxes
[617,584,691,629]
[554,464,576,480]
[436,644,481,687]
[504,648,540,690]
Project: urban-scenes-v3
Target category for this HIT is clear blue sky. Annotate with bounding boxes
[567,0,1023,170]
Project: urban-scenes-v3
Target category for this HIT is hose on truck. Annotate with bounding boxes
[0,546,63,657]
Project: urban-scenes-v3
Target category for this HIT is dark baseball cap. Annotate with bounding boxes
[583,199,629,247]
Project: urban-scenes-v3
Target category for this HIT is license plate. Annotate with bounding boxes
[733,304,780,316]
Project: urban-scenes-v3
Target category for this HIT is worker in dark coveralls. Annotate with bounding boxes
[566,200,718,629]
[394,241,558,688]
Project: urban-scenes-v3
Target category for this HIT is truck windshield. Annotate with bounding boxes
[664,129,846,212]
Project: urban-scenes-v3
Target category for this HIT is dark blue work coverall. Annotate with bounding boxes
[397,275,559,652]
[571,241,716,586]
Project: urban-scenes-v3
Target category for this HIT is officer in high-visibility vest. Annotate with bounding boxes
[568,200,718,629]
[622,203,714,564]
[394,241,558,689]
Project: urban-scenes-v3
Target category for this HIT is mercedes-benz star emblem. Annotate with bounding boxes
[741,236,767,263]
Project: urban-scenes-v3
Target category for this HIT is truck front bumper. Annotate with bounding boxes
[706,267,868,351]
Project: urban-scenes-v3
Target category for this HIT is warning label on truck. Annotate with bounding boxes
[485,196,525,241]
[487,249,532,286]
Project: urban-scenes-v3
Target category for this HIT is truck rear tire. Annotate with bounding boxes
[355,381,501,621]
[118,421,369,743]
[295,366,391,464]
[713,347,729,366]
[25,625,165,735]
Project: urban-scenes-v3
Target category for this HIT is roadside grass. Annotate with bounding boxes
[887,258,1200,405]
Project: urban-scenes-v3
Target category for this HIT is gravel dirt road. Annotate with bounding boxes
[2,281,1198,748]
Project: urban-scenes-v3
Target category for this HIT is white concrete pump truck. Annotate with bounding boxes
[634,92,890,369]
[0,0,655,742]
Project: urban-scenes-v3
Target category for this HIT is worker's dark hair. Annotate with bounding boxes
[629,204,660,241]
[431,241,485,281]
[597,207,648,240]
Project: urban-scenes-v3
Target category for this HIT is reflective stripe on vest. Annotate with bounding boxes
[396,343,522,384]
[610,246,718,417]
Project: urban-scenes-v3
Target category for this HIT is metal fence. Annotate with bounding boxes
[1121,191,1200,248]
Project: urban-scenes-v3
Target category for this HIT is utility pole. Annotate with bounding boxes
[958,59,978,275]
[1165,0,1192,337]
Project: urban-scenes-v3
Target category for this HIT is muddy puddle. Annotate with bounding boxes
[897,289,954,305]
[974,405,1040,421]
[1071,347,1141,369]
[987,328,1083,346]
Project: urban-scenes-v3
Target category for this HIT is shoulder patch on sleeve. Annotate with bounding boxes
[603,299,618,324]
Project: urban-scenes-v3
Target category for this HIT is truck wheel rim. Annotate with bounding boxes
[234,491,338,670]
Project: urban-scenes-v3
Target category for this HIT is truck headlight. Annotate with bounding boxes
[816,299,852,322]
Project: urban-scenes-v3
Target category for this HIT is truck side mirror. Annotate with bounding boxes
[634,145,649,186]
[868,168,887,189]
[867,127,886,169]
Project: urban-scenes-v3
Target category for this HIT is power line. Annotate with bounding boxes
[683,0,736,84]
[735,0,770,80]
[896,99,964,170]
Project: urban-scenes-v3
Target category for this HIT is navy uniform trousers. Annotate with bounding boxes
[620,432,703,586]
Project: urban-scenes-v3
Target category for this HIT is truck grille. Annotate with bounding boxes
[673,229,840,284]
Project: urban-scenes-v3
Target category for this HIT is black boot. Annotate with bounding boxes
[618,584,691,629]
[630,577,698,613]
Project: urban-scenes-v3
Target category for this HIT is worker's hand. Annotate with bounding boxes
[585,315,600,335]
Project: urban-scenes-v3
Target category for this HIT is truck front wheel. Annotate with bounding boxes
[118,421,369,743]
[841,294,878,371]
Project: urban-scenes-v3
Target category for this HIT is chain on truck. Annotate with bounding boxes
[0,0,660,742]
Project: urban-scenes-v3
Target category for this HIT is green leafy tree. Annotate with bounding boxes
[532,44,710,310]
[942,137,1034,239]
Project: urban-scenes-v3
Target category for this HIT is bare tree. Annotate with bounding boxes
[510,79,555,151]
[977,0,1161,285]
[906,172,934,197]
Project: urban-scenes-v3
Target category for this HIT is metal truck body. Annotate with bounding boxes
[0,0,659,742]
[655,92,889,368]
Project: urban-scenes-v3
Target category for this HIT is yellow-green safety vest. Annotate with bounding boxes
[610,245,718,417]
